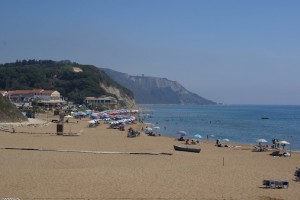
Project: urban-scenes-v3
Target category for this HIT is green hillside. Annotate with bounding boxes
[0,60,134,104]
[0,95,27,122]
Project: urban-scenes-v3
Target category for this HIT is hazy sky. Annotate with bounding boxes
[1,0,299,105]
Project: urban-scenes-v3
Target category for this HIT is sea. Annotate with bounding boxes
[137,104,300,151]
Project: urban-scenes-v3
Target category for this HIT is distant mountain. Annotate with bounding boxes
[101,68,216,105]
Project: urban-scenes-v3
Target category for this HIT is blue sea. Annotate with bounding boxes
[138,104,300,151]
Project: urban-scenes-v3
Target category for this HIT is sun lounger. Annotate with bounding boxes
[262,180,289,189]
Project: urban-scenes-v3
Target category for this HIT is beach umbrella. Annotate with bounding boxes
[223,138,230,142]
[256,139,267,146]
[194,134,202,139]
[91,113,99,119]
[278,140,290,145]
[256,138,267,148]
[278,140,290,149]
[153,126,160,135]
[177,131,187,136]
[256,139,268,143]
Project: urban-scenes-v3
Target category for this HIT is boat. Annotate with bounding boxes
[261,117,269,119]
[173,145,201,153]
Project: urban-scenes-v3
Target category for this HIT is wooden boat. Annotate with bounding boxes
[173,145,201,153]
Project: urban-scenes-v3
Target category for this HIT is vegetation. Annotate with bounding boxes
[0,60,134,104]
[0,95,27,122]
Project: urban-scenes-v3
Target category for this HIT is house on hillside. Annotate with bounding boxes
[7,89,65,106]
[84,96,117,106]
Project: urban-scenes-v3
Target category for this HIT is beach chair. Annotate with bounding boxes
[270,180,276,188]
[262,180,289,189]
[282,181,289,188]
[262,180,271,188]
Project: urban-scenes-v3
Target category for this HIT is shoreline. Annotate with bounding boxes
[1,116,300,153]
[139,104,300,151]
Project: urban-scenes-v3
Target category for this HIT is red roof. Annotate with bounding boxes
[8,89,55,95]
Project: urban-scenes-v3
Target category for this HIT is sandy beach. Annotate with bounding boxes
[0,113,299,200]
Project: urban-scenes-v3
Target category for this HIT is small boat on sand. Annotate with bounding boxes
[173,145,201,153]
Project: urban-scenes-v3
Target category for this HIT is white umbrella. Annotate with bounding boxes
[278,140,290,145]
[278,141,290,149]
[256,139,268,143]
[223,138,230,142]
[153,126,160,129]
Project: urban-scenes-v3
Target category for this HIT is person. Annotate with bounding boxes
[178,136,185,141]
[283,151,291,157]
[216,139,220,146]
[191,140,196,145]
[185,139,190,145]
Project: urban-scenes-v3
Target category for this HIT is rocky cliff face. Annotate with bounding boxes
[100,68,216,105]
[99,82,136,108]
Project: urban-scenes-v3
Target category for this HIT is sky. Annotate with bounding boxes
[1,0,300,105]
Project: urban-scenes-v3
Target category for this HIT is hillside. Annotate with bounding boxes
[0,60,135,108]
[0,95,28,122]
[101,68,216,105]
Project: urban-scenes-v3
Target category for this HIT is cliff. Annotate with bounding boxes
[101,68,216,105]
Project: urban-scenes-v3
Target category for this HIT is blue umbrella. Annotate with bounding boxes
[194,134,202,139]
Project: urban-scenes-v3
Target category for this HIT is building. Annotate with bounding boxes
[7,89,65,105]
[84,96,117,106]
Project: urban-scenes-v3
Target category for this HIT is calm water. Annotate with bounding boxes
[138,105,300,151]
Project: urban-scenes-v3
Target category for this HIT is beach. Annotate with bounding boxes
[0,113,299,200]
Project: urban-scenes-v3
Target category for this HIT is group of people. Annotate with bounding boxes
[177,137,199,145]
[271,138,281,149]
[127,127,140,137]
[215,139,229,147]
[185,139,199,145]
